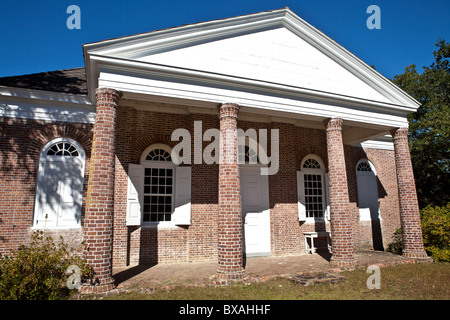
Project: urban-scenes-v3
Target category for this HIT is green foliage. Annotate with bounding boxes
[0,231,92,300]
[392,39,450,208]
[387,228,403,255]
[421,203,450,262]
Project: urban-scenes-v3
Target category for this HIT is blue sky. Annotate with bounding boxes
[0,0,449,80]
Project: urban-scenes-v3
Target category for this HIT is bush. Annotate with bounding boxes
[387,228,403,255]
[421,203,450,262]
[0,231,92,300]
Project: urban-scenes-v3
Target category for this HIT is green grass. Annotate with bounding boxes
[100,262,450,300]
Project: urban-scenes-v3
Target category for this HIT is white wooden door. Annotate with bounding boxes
[240,167,271,257]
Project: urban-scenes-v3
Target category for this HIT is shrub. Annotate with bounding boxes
[387,228,403,255]
[0,231,92,300]
[421,203,450,262]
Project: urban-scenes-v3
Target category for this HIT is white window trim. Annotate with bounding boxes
[140,143,180,165]
[126,143,191,228]
[33,138,85,230]
[141,161,177,228]
[298,154,329,223]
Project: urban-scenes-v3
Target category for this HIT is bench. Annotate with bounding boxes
[303,231,331,254]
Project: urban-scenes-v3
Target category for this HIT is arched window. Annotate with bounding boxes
[126,144,191,226]
[357,161,373,172]
[33,138,85,228]
[145,148,172,162]
[303,158,322,169]
[46,141,80,156]
[297,155,329,221]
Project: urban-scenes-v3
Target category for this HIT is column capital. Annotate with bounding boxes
[218,103,239,120]
[95,87,122,102]
[324,117,343,131]
[390,127,409,140]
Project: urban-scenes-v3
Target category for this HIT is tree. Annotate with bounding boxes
[393,39,450,208]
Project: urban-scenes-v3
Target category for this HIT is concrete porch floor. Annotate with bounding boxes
[112,250,426,292]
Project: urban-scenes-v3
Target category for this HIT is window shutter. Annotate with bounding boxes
[324,173,331,221]
[297,171,306,221]
[126,164,144,226]
[173,166,191,225]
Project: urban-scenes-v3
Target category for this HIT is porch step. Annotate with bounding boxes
[285,272,346,286]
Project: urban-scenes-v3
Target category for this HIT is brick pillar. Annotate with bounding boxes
[391,128,429,259]
[216,103,245,283]
[81,88,121,293]
[325,118,356,268]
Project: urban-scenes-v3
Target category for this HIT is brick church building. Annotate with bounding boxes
[0,9,429,292]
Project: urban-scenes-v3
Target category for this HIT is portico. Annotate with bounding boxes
[75,8,430,292]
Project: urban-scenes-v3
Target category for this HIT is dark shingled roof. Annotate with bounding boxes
[0,68,87,95]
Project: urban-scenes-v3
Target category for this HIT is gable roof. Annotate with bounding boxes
[83,8,419,112]
[0,68,87,95]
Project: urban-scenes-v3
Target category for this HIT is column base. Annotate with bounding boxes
[330,256,357,269]
[402,250,433,261]
[79,278,115,294]
[215,269,245,285]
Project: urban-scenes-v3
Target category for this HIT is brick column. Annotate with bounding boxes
[216,103,245,283]
[325,118,356,268]
[81,88,121,293]
[391,128,429,259]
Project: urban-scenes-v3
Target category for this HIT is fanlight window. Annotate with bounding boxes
[303,158,321,169]
[357,161,372,172]
[145,148,172,161]
[46,142,79,156]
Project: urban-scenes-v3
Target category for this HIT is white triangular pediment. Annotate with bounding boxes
[136,27,390,103]
[85,8,419,116]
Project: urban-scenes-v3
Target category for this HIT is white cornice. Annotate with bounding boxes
[0,86,92,106]
[94,54,417,113]
[0,86,95,124]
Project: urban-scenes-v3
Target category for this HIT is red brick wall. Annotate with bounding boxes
[268,122,303,255]
[114,104,190,266]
